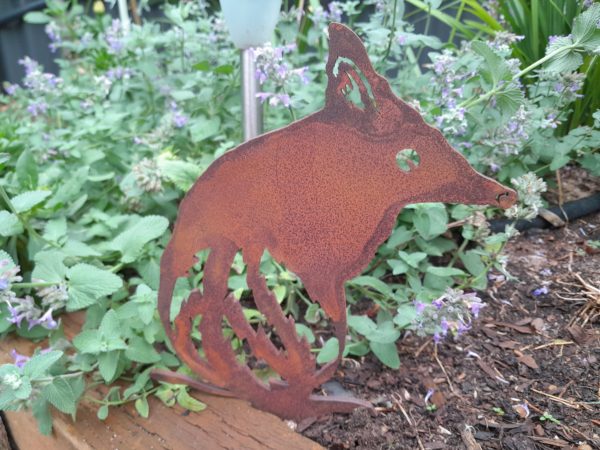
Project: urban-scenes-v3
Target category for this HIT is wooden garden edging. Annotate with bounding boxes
[0,313,322,450]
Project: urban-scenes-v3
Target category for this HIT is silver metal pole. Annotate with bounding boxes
[117,0,131,32]
[240,48,263,141]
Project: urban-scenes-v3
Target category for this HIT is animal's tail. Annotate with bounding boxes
[156,239,227,388]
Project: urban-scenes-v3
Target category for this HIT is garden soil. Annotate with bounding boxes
[301,172,599,450]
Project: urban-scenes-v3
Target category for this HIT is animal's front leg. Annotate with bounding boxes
[307,282,349,385]
[244,247,317,386]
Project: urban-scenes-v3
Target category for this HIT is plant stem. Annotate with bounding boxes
[35,371,85,383]
[448,0,466,44]
[382,0,399,62]
[415,4,432,62]
[447,236,470,268]
[13,281,60,289]
[0,184,18,215]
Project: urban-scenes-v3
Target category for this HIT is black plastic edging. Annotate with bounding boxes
[490,192,600,233]
[0,1,47,27]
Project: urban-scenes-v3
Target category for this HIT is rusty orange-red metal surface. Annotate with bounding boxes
[153,23,517,420]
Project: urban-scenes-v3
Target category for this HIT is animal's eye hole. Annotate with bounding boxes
[396,149,420,172]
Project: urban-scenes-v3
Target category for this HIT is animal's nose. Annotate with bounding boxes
[496,189,518,209]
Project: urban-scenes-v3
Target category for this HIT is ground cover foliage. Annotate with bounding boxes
[0,0,599,434]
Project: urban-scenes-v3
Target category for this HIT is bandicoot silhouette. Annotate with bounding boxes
[155,23,517,420]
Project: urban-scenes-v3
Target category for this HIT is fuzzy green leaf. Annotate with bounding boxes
[41,377,81,415]
[370,341,400,369]
[176,389,206,412]
[98,351,120,382]
[572,4,600,51]
[471,41,512,86]
[316,337,339,364]
[23,351,63,379]
[348,315,377,336]
[0,211,24,237]
[110,215,169,263]
[97,404,109,420]
[125,336,161,363]
[66,264,123,311]
[31,398,53,435]
[32,251,67,282]
[73,330,102,354]
[11,190,51,213]
[135,397,150,418]
[426,266,467,277]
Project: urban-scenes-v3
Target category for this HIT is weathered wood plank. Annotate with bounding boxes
[0,313,322,450]
[0,414,10,450]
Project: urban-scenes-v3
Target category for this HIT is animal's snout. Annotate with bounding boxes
[496,189,518,209]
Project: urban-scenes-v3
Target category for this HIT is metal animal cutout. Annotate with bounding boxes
[153,23,517,420]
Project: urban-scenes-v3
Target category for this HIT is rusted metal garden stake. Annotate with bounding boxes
[152,23,517,421]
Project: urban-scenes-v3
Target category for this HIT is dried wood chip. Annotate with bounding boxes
[493,321,533,334]
[513,404,529,419]
[515,318,533,326]
[567,324,594,345]
[460,426,482,450]
[516,354,539,370]
[530,318,544,332]
[498,340,520,349]
[529,436,570,447]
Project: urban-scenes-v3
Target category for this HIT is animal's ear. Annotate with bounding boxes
[325,23,378,112]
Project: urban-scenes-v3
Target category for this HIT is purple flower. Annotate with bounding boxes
[548,35,559,46]
[532,286,549,296]
[4,83,18,96]
[5,295,42,328]
[45,22,61,53]
[433,332,442,344]
[29,308,58,330]
[456,321,471,335]
[397,35,407,45]
[27,101,48,117]
[271,93,291,107]
[432,297,445,309]
[440,318,449,334]
[469,301,484,318]
[0,278,9,290]
[18,56,39,76]
[424,388,434,403]
[106,19,125,54]
[10,349,30,368]
[327,2,343,22]
[172,112,189,128]
[106,66,132,81]
[414,300,426,314]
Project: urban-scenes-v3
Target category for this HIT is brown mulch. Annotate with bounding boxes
[301,200,599,448]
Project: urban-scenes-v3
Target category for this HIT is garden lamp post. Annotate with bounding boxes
[220,0,282,141]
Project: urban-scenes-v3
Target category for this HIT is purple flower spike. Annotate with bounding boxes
[172,112,189,128]
[10,349,30,368]
[29,308,57,330]
[532,286,549,296]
